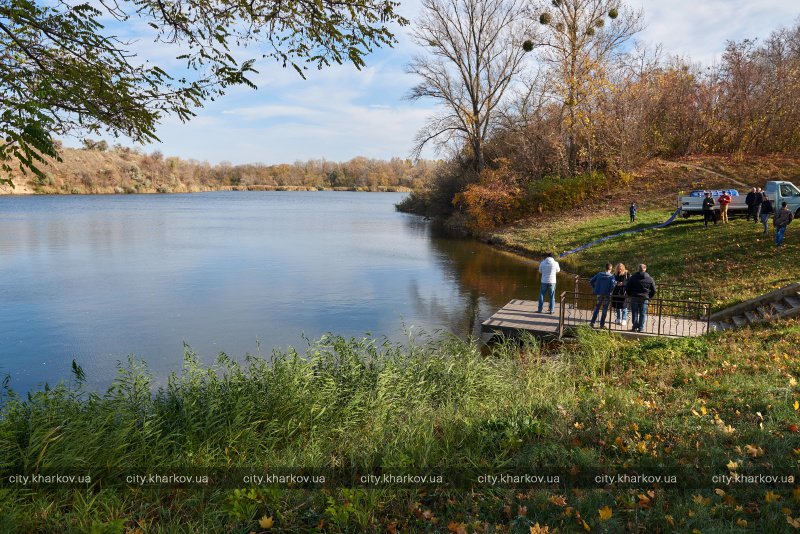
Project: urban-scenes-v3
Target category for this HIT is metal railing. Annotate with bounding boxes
[572,275,704,302]
[558,290,712,339]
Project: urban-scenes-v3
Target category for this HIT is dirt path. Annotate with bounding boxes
[661,161,752,189]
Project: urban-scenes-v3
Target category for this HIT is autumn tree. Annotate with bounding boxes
[407,0,538,172]
[0,0,407,185]
[536,0,643,175]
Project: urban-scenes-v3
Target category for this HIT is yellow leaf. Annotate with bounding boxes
[692,494,711,506]
[701,406,707,415]
[582,519,591,531]
[745,444,764,458]
[714,488,726,497]
[794,400,799,411]
[636,441,647,454]
[766,491,782,503]
[530,524,554,534]
[788,515,800,529]
[259,516,274,529]
[598,506,612,521]
[665,514,675,526]
[548,495,567,507]
[727,460,739,471]
[737,518,748,527]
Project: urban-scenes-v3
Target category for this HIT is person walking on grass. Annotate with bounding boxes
[611,263,631,327]
[775,201,794,247]
[702,192,717,227]
[625,264,657,333]
[629,202,637,223]
[589,263,616,329]
[718,190,732,223]
[745,188,757,221]
[538,253,560,314]
[759,193,774,235]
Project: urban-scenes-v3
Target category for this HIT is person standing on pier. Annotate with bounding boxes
[537,253,561,314]
[589,263,616,329]
[626,264,657,333]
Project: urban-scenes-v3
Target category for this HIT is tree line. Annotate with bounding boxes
[15,143,438,194]
[400,0,800,227]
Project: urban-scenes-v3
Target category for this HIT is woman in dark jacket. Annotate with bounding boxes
[759,193,774,234]
[612,263,630,326]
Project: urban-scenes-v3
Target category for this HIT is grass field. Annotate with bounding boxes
[493,209,798,310]
[1,325,800,532]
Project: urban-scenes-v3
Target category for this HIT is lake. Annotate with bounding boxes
[0,192,573,392]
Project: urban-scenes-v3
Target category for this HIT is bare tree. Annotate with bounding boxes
[536,0,643,175]
[407,0,537,172]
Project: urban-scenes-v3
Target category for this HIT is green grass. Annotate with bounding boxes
[1,326,800,532]
[494,210,798,309]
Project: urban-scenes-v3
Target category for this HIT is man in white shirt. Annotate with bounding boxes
[537,253,561,314]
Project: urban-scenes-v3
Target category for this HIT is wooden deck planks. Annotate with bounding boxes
[481,299,710,339]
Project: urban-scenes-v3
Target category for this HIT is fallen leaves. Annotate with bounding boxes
[598,506,612,521]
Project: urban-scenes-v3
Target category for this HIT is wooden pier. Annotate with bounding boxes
[481,298,711,340]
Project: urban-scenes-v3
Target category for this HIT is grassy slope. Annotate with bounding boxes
[593,154,800,213]
[1,326,800,532]
[493,210,798,310]
[492,154,800,310]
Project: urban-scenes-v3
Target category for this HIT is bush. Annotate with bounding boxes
[524,171,611,213]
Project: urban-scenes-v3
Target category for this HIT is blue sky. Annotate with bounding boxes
[69,0,800,165]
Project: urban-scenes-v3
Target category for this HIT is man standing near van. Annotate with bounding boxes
[775,201,794,247]
[745,188,757,221]
[718,191,732,223]
[702,192,717,227]
[538,253,561,314]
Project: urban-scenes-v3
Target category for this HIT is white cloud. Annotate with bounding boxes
[633,0,799,64]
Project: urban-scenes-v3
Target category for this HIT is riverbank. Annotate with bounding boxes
[489,209,798,310]
[1,324,799,532]
[0,184,413,195]
[0,146,434,195]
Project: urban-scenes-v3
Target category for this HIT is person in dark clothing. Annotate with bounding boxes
[629,202,637,223]
[611,263,631,326]
[625,264,657,333]
[759,193,774,234]
[589,263,616,328]
[752,188,763,223]
[745,188,757,221]
[702,192,717,227]
[775,201,794,247]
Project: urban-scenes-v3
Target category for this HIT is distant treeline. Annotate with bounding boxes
[5,141,439,194]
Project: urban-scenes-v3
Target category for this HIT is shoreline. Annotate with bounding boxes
[0,185,414,196]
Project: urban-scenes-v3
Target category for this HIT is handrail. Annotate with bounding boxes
[573,275,703,302]
[558,291,712,338]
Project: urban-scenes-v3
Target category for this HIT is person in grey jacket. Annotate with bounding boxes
[625,264,657,333]
[589,263,616,328]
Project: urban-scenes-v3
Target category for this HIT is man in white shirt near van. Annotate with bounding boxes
[537,253,561,314]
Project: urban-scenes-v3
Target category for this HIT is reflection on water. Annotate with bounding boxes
[0,192,573,392]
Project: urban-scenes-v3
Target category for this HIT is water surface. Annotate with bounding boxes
[0,192,573,391]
